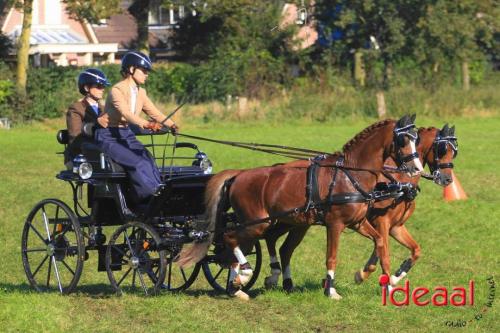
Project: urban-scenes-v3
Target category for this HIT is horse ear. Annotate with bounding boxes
[441,123,449,135]
[410,113,417,123]
[450,125,456,135]
[398,114,409,127]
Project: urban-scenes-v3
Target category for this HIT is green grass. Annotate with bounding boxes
[0,116,499,332]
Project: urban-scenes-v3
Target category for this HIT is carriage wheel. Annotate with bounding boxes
[106,222,166,296]
[21,199,85,294]
[162,245,201,292]
[202,240,262,292]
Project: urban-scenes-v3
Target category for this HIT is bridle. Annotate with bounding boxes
[428,132,458,179]
[393,123,419,172]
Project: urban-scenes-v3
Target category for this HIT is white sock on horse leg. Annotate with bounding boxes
[326,270,342,300]
[233,247,247,265]
[390,271,407,286]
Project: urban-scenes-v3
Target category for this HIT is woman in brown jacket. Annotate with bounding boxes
[95,51,178,203]
[66,68,110,164]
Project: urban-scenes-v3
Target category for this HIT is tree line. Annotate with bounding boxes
[1,0,498,119]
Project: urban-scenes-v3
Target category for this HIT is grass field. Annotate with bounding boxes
[0,115,498,332]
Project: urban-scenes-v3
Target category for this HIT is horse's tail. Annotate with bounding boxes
[176,169,243,268]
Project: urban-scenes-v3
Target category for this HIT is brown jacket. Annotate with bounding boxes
[103,79,166,128]
[66,99,105,160]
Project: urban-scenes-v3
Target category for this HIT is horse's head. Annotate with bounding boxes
[421,124,458,186]
[392,114,423,176]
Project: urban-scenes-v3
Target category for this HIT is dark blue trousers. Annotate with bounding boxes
[95,127,161,201]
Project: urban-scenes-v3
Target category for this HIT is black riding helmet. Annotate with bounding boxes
[78,68,111,95]
[121,51,153,75]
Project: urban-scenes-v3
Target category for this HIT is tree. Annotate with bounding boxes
[164,1,296,98]
[128,0,150,53]
[15,0,33,97]
[64,0,150,53]
[414,0,499,90]
[63,0,122,24]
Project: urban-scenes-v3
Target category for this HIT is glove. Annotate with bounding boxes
[170,123,179,136]
[145,121,162,132]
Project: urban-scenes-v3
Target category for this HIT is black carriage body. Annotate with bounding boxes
[57,160,212,226]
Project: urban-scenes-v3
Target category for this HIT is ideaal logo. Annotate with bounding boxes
[379,275,474,306]
[379,275,495,328]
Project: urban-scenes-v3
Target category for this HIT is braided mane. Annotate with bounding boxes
[342,119,394,154]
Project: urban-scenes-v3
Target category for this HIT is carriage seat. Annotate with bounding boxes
[57,129,124,173]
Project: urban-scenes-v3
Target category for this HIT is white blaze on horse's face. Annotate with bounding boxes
[408,139,424,176]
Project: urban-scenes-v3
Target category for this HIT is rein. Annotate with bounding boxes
[177,133,328,160]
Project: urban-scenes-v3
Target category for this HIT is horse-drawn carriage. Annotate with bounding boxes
[21,115,458,300]
[21,127,261,295]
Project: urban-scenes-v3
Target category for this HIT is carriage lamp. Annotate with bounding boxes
[72,154,93,179]
[193,152,213,174]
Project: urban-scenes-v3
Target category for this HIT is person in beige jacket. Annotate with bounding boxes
[95,51,178,202]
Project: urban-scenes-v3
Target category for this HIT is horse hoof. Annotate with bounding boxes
[354,270,365,284]
[233,290,250,301]
[327,289,343,300]
[264,276,278,290]
[283,278,294,293]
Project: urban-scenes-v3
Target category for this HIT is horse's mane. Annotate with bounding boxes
[342,119,395,154]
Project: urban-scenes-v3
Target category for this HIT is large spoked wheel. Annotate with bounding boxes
[202,240,262,292]
[21,199,85,294]
[106,222,166,296]
[163,244,201,292]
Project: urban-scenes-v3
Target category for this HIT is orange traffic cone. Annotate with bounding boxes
[443,170,467,201]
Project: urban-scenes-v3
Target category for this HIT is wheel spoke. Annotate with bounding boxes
[28,223,47,244]
[46,257,52,287]
[117,267,132,287]
[41,207,52,241]
[111,245,127,258]
[212,266,224,281]
[32,255,49,278]
[167,259,173,288]
[132,269,136,287]
[180,268,187,283]
[61,260,75,276]
[137,270,149,295]
[145,268,158,284]
[23,247,46,253]
[123,229,136,257]
[52,257,63,293]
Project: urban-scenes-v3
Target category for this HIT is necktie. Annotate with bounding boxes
[90,104,99,116]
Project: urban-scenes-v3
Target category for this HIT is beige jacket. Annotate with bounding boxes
[103,79,167,128]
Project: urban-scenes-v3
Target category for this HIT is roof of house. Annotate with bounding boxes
[93,11,172,51]
[92,12,138,50]
[9,26,86,44]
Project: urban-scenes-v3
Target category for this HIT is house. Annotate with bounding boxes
[1,0,118,66]
[0,0,186,67]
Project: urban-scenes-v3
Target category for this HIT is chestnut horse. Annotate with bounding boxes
[354,124,458,289]
[263,124,458,292]
[177,115,423,300]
